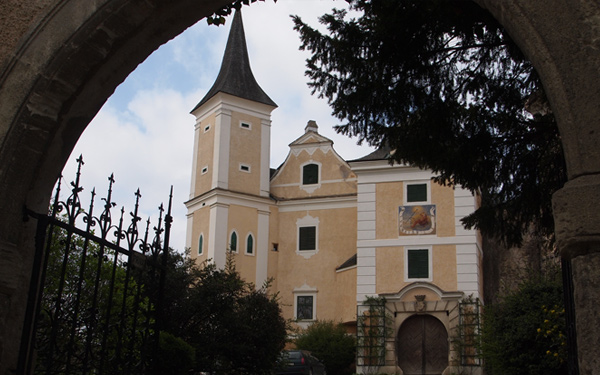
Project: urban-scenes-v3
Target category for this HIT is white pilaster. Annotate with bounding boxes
[208,202,229,268]
[256,209,270,287]
[357,183,377,302]
[260,118,271,197]
[189,120,202,200]
[185,212,194,250]
[454,186,482,299]
[212,108,231,190]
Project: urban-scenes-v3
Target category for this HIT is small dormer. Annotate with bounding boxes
[270,120,356,199]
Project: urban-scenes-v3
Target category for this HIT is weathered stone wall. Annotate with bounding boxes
[0,1,233,373]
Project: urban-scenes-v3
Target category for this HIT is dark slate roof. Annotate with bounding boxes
[336,253,357,271]
[191,10,277,112]
[350,145,393,162]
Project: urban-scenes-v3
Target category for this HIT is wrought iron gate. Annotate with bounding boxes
[19,156,172,374]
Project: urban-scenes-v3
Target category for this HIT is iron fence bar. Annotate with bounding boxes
[136,218,154,374]
[98,205,125,373]
[47,217,77,374]
[66,188,97,374]
[126,221,150,374]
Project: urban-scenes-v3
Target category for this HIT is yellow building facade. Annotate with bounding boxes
[185,11,483,375]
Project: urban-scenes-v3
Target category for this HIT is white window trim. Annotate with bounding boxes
[296,214,319,259]
[403,180,431,204]
[229,229,239,253]
[245,232,255,256]
[201,166,209,175]
[293,284,317,328]
[203,125,211,133]
[404,246,433,282]
[300,161,321,194]
[239,163,251,173]
[239,120,252,130]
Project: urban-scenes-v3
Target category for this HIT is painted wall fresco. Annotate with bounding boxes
[398,205,436,235]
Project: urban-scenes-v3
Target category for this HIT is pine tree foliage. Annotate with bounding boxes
[159,252,288,375]
[293,0,567,246]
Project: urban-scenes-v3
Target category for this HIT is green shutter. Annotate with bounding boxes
[407,183,427,202]
[198,234,203,255]
[299,226,316,250]
[303,164,319,185]
[408,249,429,279]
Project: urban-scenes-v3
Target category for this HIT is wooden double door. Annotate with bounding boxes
[397,314,448,375]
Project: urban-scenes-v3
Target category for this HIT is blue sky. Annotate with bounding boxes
[63,0,374,251]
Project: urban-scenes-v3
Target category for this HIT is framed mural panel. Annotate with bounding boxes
[398,205,436,235]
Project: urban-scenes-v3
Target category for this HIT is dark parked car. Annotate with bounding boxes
[275,350,326,375]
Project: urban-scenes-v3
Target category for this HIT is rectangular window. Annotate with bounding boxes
[407,249,429,279]
[302,164,319,185]
[296,296,314,320]
[240,164,250,173]
[240,122,251,130]
[407,183,427,203]
[298,226,316,251]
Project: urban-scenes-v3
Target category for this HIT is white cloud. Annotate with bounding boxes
[63,0,374,252]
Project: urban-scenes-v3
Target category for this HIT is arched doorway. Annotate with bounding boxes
[397,314,448,375]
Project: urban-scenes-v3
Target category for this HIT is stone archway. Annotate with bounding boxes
[397,314,449,375]
[1,1,600,374]
[0,1,234,372]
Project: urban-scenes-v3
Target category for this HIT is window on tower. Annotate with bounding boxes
[246,233,254,255]
[230,231,238,253]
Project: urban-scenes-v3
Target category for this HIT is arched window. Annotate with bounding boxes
[198,234,204,255]
[246,234,254,255]
[230,231,238,252]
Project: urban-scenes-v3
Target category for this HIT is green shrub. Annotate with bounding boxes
[295,320,356,375]
[480,268,567,375]
[157,331,195,375]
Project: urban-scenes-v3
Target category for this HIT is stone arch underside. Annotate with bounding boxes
[1,1,600,374]
[0,0,233,372]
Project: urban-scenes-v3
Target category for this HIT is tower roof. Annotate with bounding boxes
[191,10,277,112]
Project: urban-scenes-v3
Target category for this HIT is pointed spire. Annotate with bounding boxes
[191,10,277,112]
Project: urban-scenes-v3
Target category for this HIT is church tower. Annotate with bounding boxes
[185,10,277,286]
